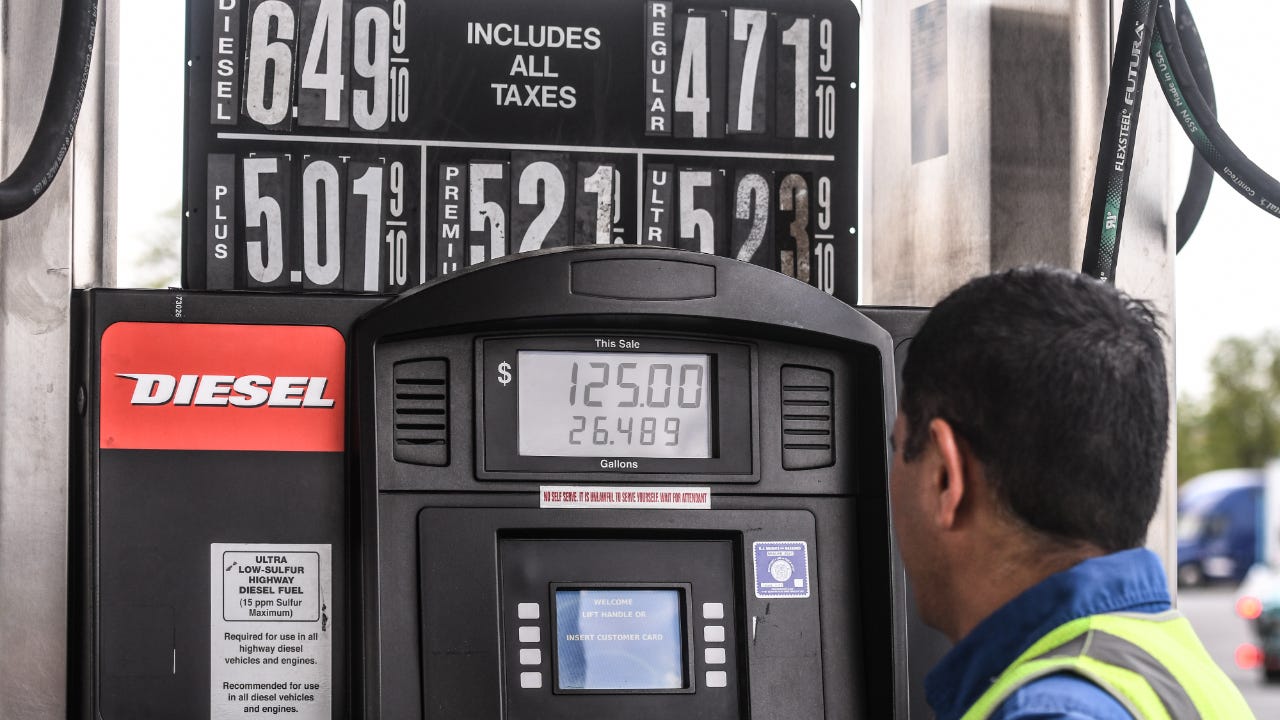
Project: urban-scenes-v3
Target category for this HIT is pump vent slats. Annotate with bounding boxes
[393,359,449,466]
[781,365,834,470]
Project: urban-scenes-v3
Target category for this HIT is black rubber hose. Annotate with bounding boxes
[1153,0,1280,221]
[1173,0,1216,252]
[0,0,98,220]
[1082,0,1161,284]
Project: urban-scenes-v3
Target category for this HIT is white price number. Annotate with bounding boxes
[816,19,836,140]
[245,0,410,129]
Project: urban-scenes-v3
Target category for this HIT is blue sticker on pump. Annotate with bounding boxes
[752,541,811,599]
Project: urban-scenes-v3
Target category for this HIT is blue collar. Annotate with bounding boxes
[923,548,1171,720]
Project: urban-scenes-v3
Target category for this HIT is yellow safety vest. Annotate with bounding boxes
[960,610,1255,720]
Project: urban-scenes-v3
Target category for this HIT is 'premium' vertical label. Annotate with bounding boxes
[437,163,467,276]
[210,0,244,125]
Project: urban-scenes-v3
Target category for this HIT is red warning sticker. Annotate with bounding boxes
[100,322,345,452]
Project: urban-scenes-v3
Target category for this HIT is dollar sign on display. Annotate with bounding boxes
[498,361,512,386]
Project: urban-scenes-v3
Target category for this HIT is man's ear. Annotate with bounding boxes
[927,418,969,530]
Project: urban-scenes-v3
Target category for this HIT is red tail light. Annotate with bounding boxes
[1237,596,1264,620]
[1236,643,1265,669]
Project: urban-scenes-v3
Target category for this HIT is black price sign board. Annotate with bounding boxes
[186,0,859,300]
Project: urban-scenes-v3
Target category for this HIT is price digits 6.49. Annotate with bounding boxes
[238,0,411,131]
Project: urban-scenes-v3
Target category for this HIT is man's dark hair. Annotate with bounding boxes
[901,266,1168,551]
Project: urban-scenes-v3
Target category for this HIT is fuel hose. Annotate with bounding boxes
[1082,0,1160,284]
[0,0,98,220]
[1152,0,1280,224]
[1171,0,1216,252]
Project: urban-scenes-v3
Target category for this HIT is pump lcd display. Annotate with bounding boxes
[554,588,687,691]
[517,351,712,458]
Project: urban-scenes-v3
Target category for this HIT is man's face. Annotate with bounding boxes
[889,413,942,628]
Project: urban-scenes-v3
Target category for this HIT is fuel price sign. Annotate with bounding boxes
[185,0,859,300]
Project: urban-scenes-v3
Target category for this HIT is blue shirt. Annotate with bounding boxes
[925,548,1172,720]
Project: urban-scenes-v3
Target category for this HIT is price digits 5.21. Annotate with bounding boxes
[219,0,412,131]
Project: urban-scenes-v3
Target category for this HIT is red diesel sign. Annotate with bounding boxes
[100,322,345,451]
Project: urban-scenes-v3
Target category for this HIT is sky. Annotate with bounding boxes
[115,0,1279,399]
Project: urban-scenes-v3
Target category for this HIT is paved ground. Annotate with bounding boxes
[1178,586,1280,717]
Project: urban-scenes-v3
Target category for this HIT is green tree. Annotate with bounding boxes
[1178,333,1280,483]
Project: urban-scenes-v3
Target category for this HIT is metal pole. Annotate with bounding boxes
[0,0,110,716]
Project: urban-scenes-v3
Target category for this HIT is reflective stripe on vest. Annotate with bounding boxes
[959,610,1256,720]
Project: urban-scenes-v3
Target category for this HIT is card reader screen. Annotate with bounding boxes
[555,588,686,690]
[517,351,712,458]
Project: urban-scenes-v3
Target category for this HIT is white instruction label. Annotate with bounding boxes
[211,543,332,719]
[539,485,712,510]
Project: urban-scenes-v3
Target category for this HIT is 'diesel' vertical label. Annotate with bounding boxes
[210,0,243,125]
[211,543,332,720]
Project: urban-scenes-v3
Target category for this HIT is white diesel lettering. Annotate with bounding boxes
[117,374,335,408]
[120,373,177,405]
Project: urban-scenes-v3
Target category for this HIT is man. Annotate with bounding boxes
[891,267,1254,719]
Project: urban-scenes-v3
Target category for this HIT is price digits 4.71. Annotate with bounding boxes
[566,361,705,448]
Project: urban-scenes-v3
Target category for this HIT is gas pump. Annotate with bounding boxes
[353,246,909,718]
[6,0,1270,716]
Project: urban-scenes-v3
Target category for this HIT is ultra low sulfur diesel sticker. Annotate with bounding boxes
[212,544,333,720]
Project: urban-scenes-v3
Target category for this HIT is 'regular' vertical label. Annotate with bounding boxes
[644,2,674,136]
[206,154,238,289]
[468,161,510,265]
[210,0,244,125]
[641,163,675,247]
[436,163,467,276]
[296,0,352,128]
[731,169,775,269]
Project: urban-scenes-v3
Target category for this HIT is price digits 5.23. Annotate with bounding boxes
[566,360,705,448]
